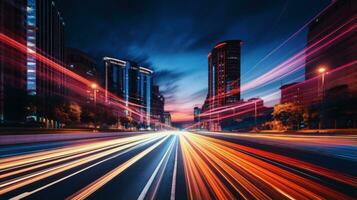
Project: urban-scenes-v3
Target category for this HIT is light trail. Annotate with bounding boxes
[199,131,357,162]
[190,60,357,129]
[9,135,163,200]
[137,135,176,200]
[243,1,336,78]
[67,135,170,200]
[0,134,164,195]
[0,134,154,171]
[170,142,178,200]
[180,132,356,199]
[0,132,355,199]
[197,132,357,186]
[0,32,174,129]
[199,15,356,122]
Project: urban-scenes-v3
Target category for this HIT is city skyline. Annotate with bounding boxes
[0,0,356,199]
[58,0,331,124]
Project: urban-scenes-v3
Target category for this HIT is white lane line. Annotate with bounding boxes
[149,137,176,199]
[68,136,170,200]
[170,139,178,200]
[9,136,162,200]
[137,136,175,200]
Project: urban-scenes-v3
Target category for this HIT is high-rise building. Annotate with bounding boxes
[208,40,242,108]
[0,0,27,124]
[65,48,99,104]
[27,0,66,96]
[1,0,65,125]
[104,57,153,126]
[26,0,66,126]
[65,48,98,82]
[151,85,165,122]
[305,0,356,82]
[163,112,171,127]
[193,107,201,123]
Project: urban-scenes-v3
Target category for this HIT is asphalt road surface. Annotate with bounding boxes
[0,131,356,199]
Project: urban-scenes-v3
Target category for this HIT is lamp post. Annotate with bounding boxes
[91,83,98,104]
[317,67,327,130]
[254,100,257,128]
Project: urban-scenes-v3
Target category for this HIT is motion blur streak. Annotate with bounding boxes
[180,132,355,199]
[0,134,163,196]
[138,136,176,200]
[68,135,170,200]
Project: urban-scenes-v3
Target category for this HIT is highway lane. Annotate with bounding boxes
[182,132,357,199]
[0,131,356,199]
[0,132,182,199]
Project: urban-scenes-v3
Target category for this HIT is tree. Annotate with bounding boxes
[52,99,81,126]
[68,102,81,124]
[54,105,69,124]
[81,105,96,126]
[272,103,307,130]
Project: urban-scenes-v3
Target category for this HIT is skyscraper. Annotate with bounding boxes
[151,85,165,123]
[193,107,201,123]
[104,57,153,126]
[65,48,99,104]
[0,0,27,123]
[26,0,66,126]
[163,112,172,127]
[27,0,66,96]
[208,40,242,108]
[305,0,356,81]
[65,48,98,82]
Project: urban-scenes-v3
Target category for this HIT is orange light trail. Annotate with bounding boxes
[180,132,356,199]
[68,135,170,200]
[0,133,167,196]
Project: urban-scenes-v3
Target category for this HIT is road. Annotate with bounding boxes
[0,131,356,199]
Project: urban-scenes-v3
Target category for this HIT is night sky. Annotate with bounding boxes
[59,0,330,124]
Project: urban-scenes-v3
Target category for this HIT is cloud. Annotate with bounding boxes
[59,0,331,123]
[153,69,189,103]
[59,0,281,55]
[178,88,207,105]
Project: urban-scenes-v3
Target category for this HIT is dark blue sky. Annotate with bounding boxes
[59,0,330,122]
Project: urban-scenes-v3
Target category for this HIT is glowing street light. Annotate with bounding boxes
[317,66,327,130]
[91,83,97,89]
[91,83,98,103]
[318,67,326,74]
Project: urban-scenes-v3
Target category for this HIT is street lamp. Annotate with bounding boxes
[317,66,327,130]
[91,83,98,103]
[317,67,327,98]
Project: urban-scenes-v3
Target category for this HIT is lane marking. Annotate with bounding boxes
[170,139,178,200]
[68,136,169,200]
[137,136,175,200]
[0,136,159,195]
[9,136,161,200]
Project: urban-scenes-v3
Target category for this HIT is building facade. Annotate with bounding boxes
[193,107,201,123]
[208,40,242,108]
[27,0,66,126]
[305,0,356,81]
[163,112,171,127]
[65,47,99,104]
[65,48,98,82]
[104,57,153,126]
[27,0,66,95]
[280,0,357,129]
[0,0,27,124]
[151,85,165,123]
[201,40,242,130]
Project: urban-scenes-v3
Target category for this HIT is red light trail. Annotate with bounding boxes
[0,32,173,128]
[180,132,357,199]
